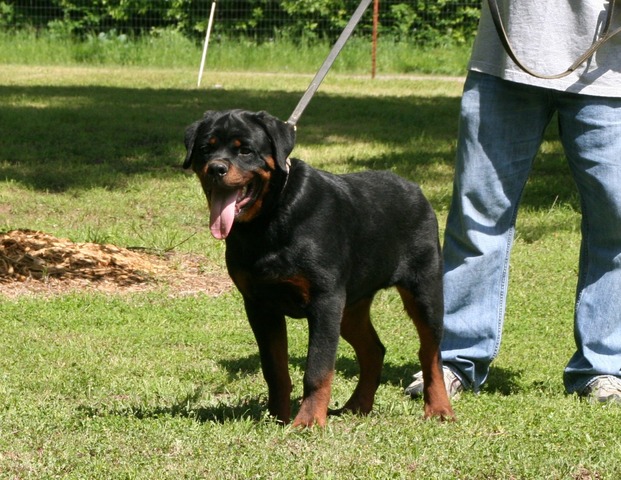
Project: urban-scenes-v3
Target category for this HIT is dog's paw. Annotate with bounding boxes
[424,404,456,422]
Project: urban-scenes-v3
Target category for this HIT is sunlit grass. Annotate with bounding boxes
[1,66,619,479]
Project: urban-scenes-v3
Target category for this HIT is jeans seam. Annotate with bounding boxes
[491,222,519,365]
[574,183,590,321]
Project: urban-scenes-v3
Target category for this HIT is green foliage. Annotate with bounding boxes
[3,0,482,45]
[388,1,481,44]
[0,1,14,29]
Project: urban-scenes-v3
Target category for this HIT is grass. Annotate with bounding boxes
[2,64,620,478]
[0,30,471,75]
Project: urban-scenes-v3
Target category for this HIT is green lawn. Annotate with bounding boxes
[1,64,619,479]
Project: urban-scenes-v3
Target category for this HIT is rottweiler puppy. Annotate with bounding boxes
[184,109,454,427]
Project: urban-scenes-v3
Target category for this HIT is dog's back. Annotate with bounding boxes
[266,159,442,307]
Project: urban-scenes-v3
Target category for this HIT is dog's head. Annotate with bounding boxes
[184,109,296,239]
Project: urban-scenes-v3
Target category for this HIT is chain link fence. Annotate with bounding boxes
[1,1,482,45]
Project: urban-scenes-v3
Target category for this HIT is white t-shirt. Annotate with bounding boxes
[469,0,621,97]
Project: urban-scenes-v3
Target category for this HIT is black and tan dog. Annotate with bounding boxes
[184,109,454,427]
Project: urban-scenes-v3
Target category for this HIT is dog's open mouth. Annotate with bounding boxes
[208,180,258,240]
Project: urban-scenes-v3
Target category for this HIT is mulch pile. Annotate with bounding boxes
[0,229,232,298]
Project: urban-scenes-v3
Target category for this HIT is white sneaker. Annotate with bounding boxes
[580,375,621,404]
[405,366,464,399]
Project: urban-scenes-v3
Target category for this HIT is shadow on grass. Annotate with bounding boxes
[218,352,417,389]
[218,353,527,397]
[76,351,429,424]
[484,366,524,395]
[78,387,268,424]
[77,360,525,425]
[1,82,581,249]
[0,84,577,209]
[0,85,457,191]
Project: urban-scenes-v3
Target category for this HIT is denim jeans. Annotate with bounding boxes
[441,71,621,394]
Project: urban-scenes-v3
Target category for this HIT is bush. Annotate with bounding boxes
[2,0,481,46]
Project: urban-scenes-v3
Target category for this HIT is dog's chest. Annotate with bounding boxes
[225,241,312,318]
[229,265,312,318]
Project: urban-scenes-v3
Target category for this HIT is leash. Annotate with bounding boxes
[286,0,373,127]
[488,0,621,79]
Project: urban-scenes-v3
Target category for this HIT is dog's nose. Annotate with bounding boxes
[207,161,229,178]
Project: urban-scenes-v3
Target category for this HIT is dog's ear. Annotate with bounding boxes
[183,111,221,169]
[183,120,201,169]
[253,111,296,171]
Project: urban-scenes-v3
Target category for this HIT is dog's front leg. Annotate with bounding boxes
[245,300,292,424]
[292,296,344,428]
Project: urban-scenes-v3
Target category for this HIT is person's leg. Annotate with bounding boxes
[557,93,621,395]
[440,72,555,391]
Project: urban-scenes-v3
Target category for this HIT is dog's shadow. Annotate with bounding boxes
[79,355,523,424]
[78,386,268,424]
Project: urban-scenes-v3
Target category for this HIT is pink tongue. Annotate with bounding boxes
[209,189,238,239]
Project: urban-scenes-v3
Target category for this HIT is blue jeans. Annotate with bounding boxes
[441,71,621,394]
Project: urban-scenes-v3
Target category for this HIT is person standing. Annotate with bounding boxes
[407,0,621,402]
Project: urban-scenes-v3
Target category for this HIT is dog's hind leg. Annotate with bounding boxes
[335,297,386,416]
[397,287,455,421]
[245,302,293,424]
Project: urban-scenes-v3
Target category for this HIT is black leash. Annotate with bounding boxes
[287,0,373,127]
[488,0,621,79]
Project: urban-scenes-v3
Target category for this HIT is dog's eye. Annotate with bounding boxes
[201,137,218,153]
[239,147,253,155]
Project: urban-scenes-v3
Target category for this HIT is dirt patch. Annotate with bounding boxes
[0,229,233,298]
